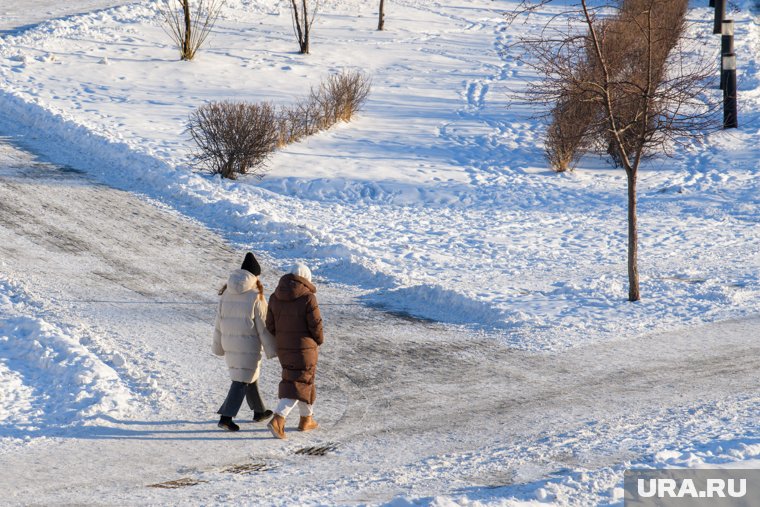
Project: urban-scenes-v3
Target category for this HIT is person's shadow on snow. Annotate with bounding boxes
[0,415,273,441]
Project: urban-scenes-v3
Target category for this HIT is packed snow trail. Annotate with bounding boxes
[0,0,133,34]
[0,139,758,505]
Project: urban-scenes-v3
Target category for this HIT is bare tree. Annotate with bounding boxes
[289,0,319,54]
[160,0,224,60]
[378,0,386,31]
[510,0,719,301]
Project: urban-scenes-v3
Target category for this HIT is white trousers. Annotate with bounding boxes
[275,398,313,418]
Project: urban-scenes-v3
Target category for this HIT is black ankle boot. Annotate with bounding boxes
[253,409,273,422]
[218,416,240,432]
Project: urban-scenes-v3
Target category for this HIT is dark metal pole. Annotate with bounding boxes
[709,0,715,6]
[723,53,738,129]
[720,20,734,90]
[714,0,726,34]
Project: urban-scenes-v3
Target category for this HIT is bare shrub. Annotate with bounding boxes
[277,70,371,145]
[159,0,224,61]
[298,93,327,135]
[545,96,593,172]
[321,71,372,123]
[543,55,598,172]
[275,109,297,147]
[276,101,307,146]
[189,72,370,179]
[543,0,690,171]
[595,0,690,167]
[188,101,279,179]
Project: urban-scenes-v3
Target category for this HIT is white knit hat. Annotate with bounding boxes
[290,262,312,282]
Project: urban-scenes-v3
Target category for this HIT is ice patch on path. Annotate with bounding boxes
[0,278,135,435]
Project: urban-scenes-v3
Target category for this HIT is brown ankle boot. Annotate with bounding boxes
[267,414,287,439]
[298,416,319,432]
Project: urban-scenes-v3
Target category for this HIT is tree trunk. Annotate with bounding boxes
[626,167,640,301]
[182,0,192,60]
[301,0,310,54]
[290,0,305,53]
[378,0,385,31]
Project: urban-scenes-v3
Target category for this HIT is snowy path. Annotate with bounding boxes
[0,140,758,504]
[0,0,134,34]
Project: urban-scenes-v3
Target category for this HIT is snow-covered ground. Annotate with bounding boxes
[0,0,757,350]
[0,0,759,505]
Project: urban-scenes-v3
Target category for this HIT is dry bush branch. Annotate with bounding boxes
[277,70,371,143]
[545,94,595,172]
[323,71,372,122]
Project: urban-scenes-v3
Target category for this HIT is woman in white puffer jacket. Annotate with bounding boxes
[212,252,277,432]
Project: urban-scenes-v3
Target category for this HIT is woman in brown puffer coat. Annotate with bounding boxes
[265,262,324,440]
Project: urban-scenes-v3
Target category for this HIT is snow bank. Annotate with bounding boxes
[0,0,757,349]
[0,278,135,433]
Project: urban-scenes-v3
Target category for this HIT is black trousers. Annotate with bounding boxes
[217,380,267,417]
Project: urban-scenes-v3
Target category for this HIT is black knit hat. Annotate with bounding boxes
[241,252,261,276]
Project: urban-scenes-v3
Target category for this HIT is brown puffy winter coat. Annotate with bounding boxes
[266,274,324,405]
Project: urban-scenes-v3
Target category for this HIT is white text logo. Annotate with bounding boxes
[637,478,747,499]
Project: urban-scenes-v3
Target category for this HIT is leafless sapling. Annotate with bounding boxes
[159,0,224,61]
[509,0,719,301]
[289,0,319,54]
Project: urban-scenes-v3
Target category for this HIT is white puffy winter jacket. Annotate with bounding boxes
[212,269,276,383]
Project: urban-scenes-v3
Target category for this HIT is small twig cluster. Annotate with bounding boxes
[188,71,371,179]
[159,0,224,61]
